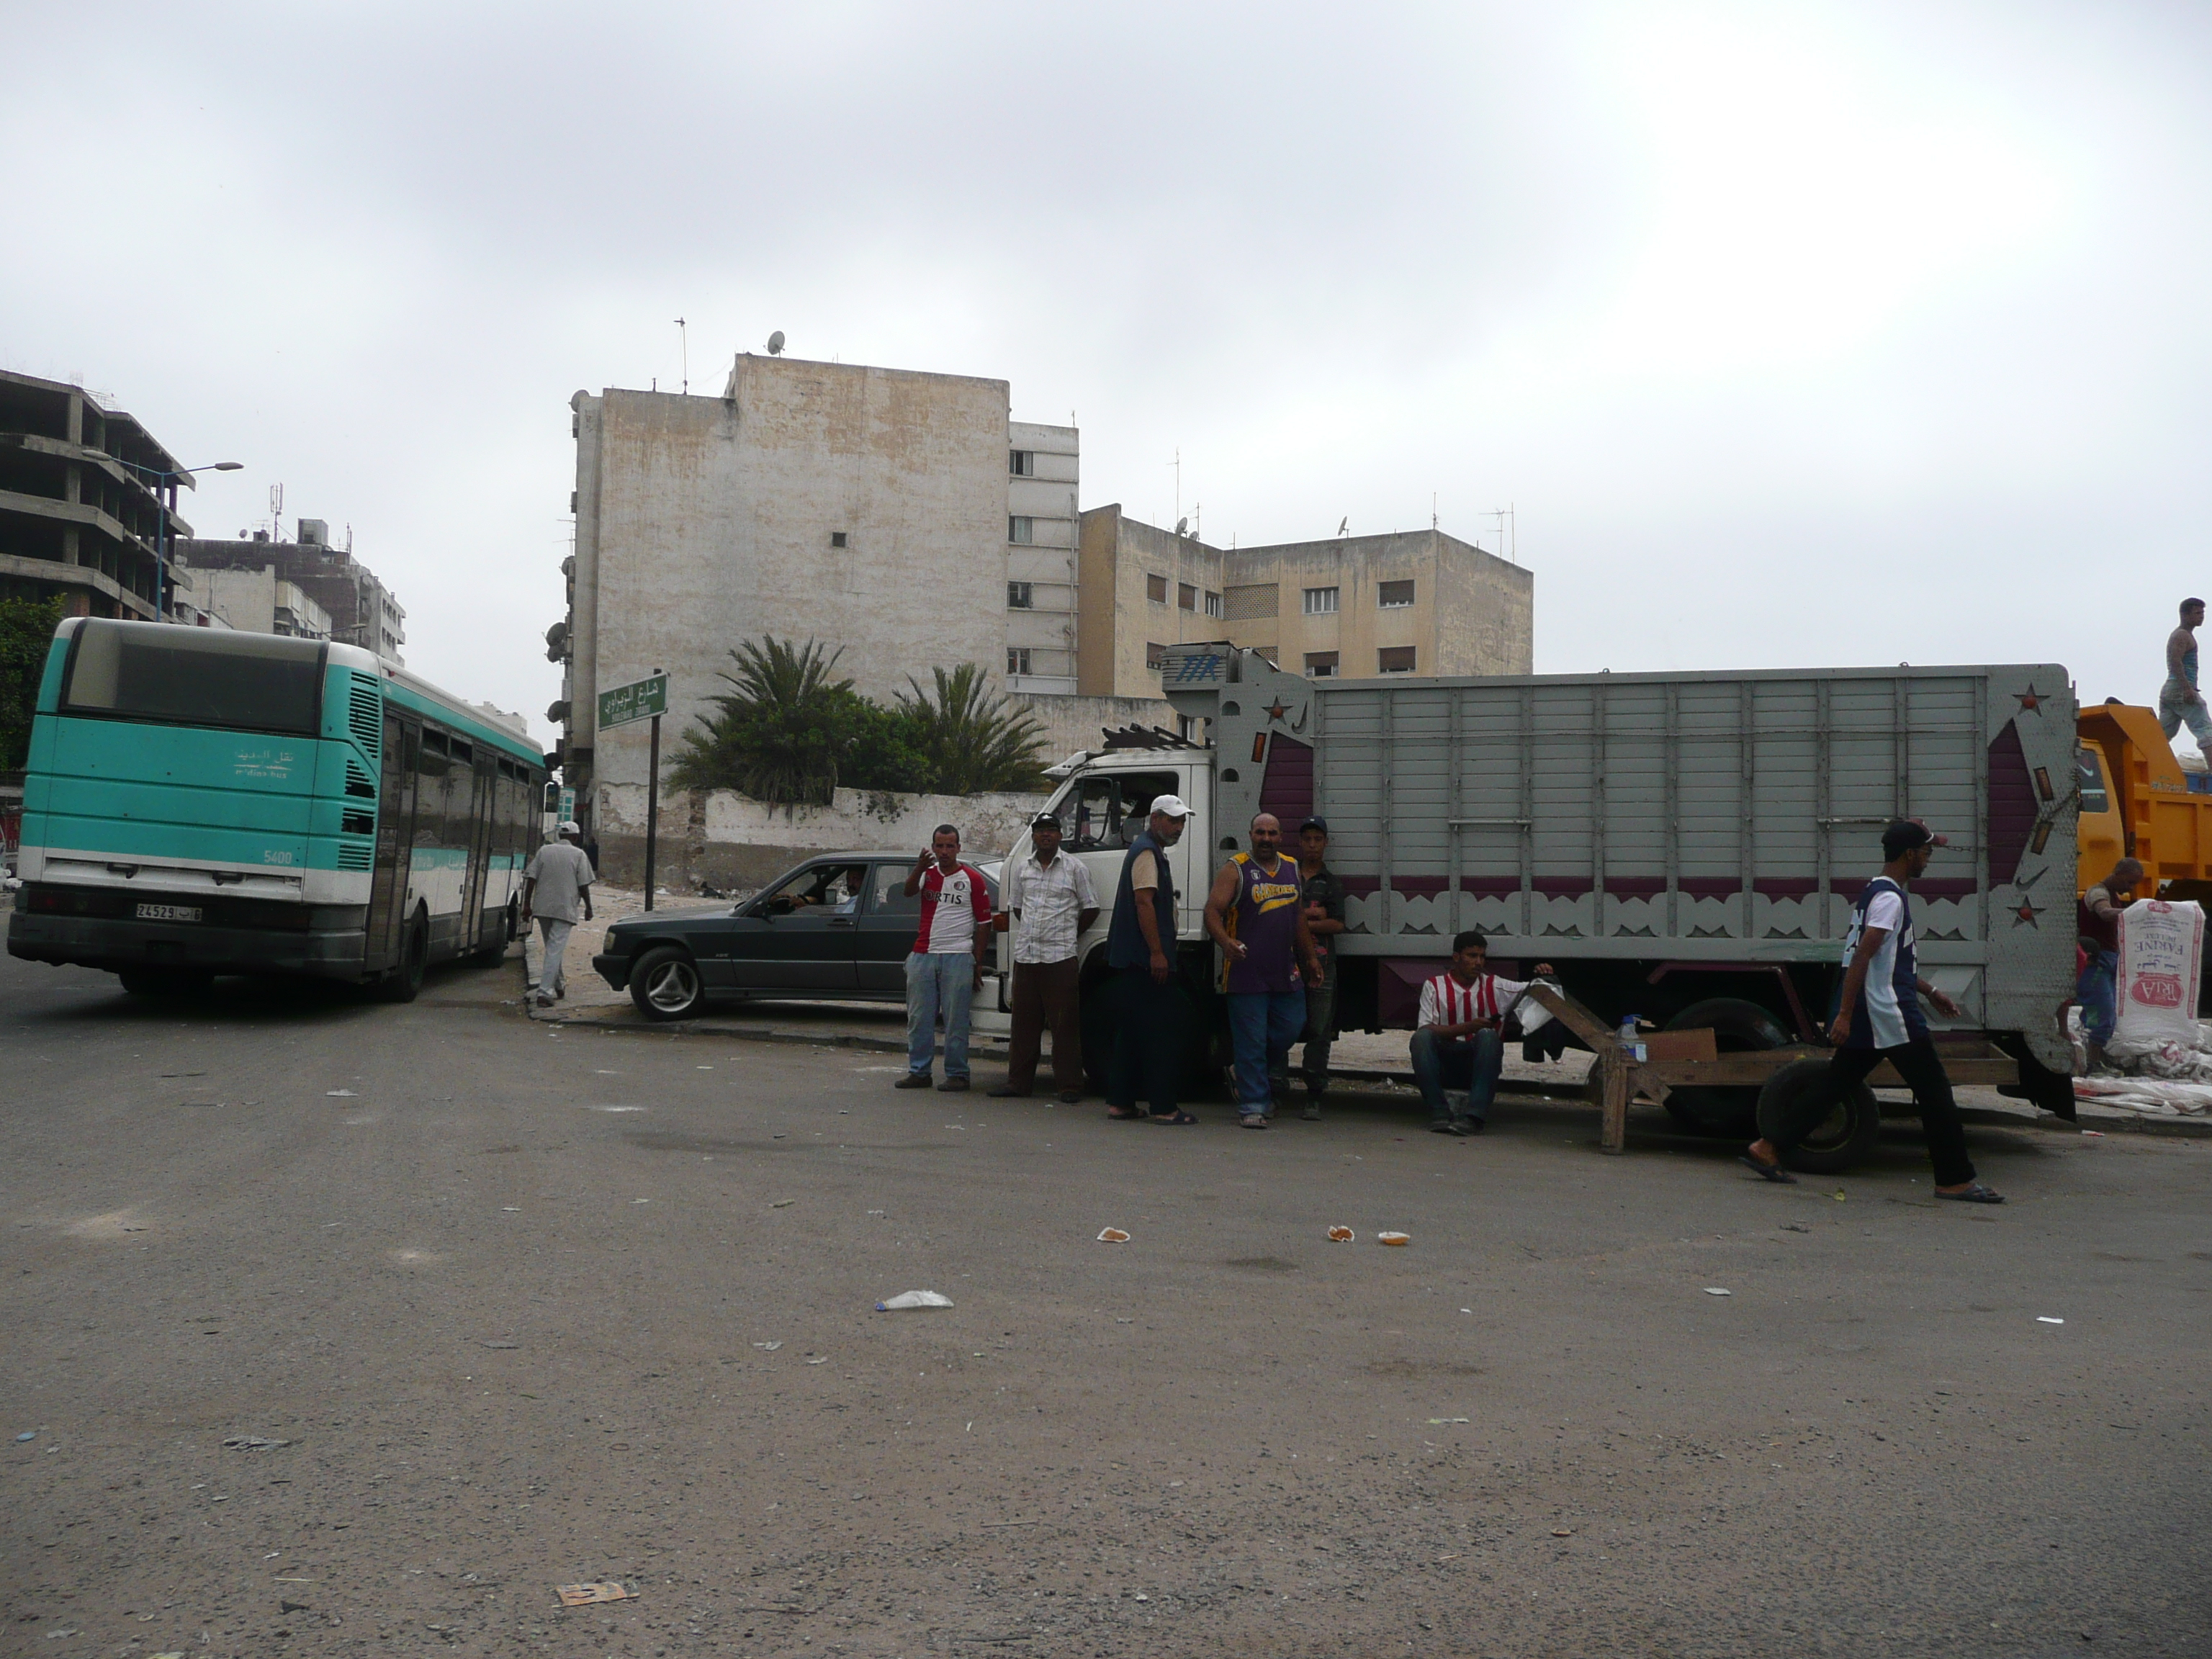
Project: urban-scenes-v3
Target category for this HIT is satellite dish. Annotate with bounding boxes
[766,331,786,356]
[1176,517,1188,536]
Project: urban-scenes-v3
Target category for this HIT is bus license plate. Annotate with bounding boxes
[135,903,202,924]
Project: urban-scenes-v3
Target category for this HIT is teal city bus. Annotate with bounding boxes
[7,618,546,1000]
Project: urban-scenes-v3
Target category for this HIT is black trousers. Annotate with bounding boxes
[1105,965,1182,1115]
[1771,1036,1978,1188]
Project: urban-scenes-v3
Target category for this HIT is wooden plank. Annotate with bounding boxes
[1600,1051,1629,1154]
[1640,1028,1717,1063]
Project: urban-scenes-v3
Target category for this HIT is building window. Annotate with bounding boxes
[1204,590,1223,618]
[1303,585,1340,616]
[1146,573,1169,604]
[1009,516,1034,544]
[830,531,848,549]
[1177,582,1197,611]
[1007,647,1033,676]
[1007,580,1033,609]
[1146,641,1167,670]
[1305,652,1339,678]
[1224,583,1278,620]
[1010,450,1035,476]
[1378,645,1416,673]
[1378,578,1414,608]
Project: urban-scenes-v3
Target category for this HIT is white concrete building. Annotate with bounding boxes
[189,562,334,639]
[563,354,1084,837]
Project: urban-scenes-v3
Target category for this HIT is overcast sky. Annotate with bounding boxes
[7,2,2208,734]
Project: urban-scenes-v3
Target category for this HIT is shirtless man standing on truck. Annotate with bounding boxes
[2162,597,2211,751]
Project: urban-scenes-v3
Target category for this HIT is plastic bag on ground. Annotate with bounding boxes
[876,1290,953,1311]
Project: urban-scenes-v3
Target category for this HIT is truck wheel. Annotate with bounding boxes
[1660,997,1792,1137]
[1755,1057,1880,1174]
[629,945,704,1021]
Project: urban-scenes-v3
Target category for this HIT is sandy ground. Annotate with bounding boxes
[3,943,2208,1658]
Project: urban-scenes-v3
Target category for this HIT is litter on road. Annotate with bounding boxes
[221,1434,291,1450]
[877,1290,954,1311]
[1097,1228,1130,1243]
[1377,1231,1411,1246]
[324,1090,357,1098]
[14,1432,33,1442]
[1704,1288,1732,1297]
[1327,1226,1354,1242]
[556,1582,634,1607]
[2038,1316,2066,1324]
[772,1200,796,1208]
[753,1341,783,1351]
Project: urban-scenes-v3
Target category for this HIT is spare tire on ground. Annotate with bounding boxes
[1754,1056,1881,1174]
[1658,997,1793,1137]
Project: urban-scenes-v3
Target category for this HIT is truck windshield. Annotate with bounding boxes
[1058,770,1181,851]
[60,621,326,737]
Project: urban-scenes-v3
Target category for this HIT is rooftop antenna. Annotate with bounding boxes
[766,331,786,356]
[675,317,688,395]
[1432,492,1438,532]
[1487,505,1518,563]
[269,482,284,542]
[1336,516,1349,536]
[1167,446,1181,537]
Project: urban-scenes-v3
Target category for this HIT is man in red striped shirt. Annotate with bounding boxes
[895,824,994,1092]
[1412,930,1552,1136]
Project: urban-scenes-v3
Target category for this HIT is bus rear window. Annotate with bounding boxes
[62,621,325,737]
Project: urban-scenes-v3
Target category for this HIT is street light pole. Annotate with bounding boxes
[107,457,242,622]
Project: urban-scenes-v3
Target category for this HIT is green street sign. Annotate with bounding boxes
[597,673,668,731]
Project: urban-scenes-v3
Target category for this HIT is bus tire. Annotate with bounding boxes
[1755,1056,1880,1174]
[375,914,428,1004]
[1660,997,1793,1137]
[630,945,704,1022]
[117,967,212,999]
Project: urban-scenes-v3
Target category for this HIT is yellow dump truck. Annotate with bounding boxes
[2076,703,2212,903]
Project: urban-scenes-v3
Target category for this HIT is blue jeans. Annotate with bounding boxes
[1410,1028,1503,1124]
[2077,948,2118,1049]
[905,952,976,1079]
[1228,989,1306,1112]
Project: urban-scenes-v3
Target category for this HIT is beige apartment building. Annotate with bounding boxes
[1076,505,1533,698]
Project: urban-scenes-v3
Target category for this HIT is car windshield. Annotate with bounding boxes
[62,619,325,737]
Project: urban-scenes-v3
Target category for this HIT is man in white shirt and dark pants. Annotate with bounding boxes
[521,821,596,1008]
[992,811,1100,1102]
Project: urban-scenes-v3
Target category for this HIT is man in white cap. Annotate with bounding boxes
[521,821,597,1009]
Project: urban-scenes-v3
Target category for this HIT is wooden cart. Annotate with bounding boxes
[1523,984,2032,1155]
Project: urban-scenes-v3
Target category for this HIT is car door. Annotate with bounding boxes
[721,860,861,993]
[853,860,921,996]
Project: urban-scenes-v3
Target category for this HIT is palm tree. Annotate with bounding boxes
[668,637,860,806]
[896,663,1050,795]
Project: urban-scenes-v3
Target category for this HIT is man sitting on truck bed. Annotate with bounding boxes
[2163,596,2211,752]
[1741,819,2004,1202]
[1411,932,1553,1138]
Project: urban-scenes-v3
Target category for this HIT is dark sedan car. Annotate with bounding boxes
[592,852,1000,1021]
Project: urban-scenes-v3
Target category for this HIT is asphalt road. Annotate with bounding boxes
[3,945,2209,1659]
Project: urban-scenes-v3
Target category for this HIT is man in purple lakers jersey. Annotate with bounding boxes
[1203,812,1324,1129]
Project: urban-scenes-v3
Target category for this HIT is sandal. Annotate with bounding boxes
[1151,1110,1200,1126]
[1738,1153,1797,1184]
[1936,1182,2005,1204]
[1238,1112,1269,1130]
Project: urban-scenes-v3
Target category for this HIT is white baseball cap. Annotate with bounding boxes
[558,819,583,835]
[1149,795,1191,819]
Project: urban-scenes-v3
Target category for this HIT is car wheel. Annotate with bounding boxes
[1755,1056,1880,1174]
[630,945,705,1021]
[1659,997,1793,1137]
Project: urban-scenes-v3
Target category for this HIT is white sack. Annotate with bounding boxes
[2112,899,2208,1053]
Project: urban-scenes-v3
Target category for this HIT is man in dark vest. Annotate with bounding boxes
[1205,811,1325,1129]
[1742,819,2002,1201]
[2077,857,2142,1072]
[1104,794,1193,1123]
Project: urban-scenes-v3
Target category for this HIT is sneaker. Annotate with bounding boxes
[533,993,554,1009]
[1461,1116,1488,1136]
[894,1073,934,1090]
[1300,1098,1322,1121]
[938,1076,971,1092]
[1056,1089,1084,1104]
[1429,1119,1467,1137]
[986,1085,1030,1098]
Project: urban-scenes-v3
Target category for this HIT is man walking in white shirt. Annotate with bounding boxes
[991,811,1100,1102]
[521,821,596,1009]
[1411,930,1551,1136]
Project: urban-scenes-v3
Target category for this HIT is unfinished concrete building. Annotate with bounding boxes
[0,369,201,621]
